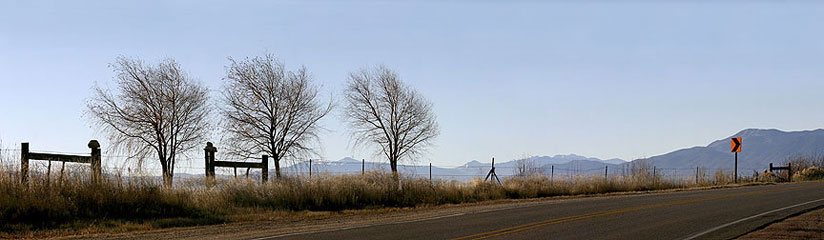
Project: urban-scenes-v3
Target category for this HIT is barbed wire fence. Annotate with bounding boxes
[0,147,773,184]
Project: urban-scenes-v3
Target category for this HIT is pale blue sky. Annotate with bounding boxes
[1,1,823,170]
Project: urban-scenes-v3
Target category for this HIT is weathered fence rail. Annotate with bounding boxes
[204,142,268,183]
[769,162,793,182]
[21,140,101,182]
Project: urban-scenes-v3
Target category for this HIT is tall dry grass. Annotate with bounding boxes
[0,161,781,234]
[0,166,218,233]
[211,171,504,210]
[784,154,824,181]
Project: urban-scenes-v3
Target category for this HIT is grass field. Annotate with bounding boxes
[1,155,822,238]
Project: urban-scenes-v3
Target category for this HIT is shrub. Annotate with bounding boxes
[794,166,824,181]
[756,171,780,182]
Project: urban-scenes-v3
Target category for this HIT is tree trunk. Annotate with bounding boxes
[274,156,282,179]
[390,161,398,174]
[161,161,173,187]
[163,170,173,187]
[159,151,173,187]
[390,156,399,183]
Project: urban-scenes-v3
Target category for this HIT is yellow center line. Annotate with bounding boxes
[451,185,811,240]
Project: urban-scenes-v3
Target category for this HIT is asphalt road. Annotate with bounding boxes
[256,182,824,240]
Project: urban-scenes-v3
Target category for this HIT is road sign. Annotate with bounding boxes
[731,137,742,183]
[730,137,741,152]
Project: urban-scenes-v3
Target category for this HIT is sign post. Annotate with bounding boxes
[731,137,742,183]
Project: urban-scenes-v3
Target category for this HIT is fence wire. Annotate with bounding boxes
[0,148,781,182]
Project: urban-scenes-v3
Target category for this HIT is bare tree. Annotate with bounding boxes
[221,54,332,179]
[87,56,210,187]
[515,155,544,177]
[344,65,439,177]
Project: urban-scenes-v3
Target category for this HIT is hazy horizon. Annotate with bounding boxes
[2,1,824,172]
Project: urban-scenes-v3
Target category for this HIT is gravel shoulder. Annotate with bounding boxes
[739,207,824,239]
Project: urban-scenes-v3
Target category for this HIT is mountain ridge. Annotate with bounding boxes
[228,128,824,180]
[634,128,824,174]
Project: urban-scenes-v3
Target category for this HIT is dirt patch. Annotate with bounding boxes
[739,207,824,239]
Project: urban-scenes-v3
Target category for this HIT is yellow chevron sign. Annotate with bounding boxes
[731,137,742,152]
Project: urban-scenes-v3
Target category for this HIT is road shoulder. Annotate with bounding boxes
[738,206,824,239]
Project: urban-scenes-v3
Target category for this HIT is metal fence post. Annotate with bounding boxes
[653,166,656,186]
[429,162,432,183]
[362,159,365,175]
[309,159,312,178]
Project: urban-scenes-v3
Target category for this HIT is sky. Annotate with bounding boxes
[1,1,824,172]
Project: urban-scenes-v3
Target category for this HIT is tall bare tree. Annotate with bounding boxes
[221,54,332,179]
[344,65,439,177]
[515,155,544,177]
[87,56,210,187]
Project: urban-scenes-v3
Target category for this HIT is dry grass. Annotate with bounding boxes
[0,162,789,237]
[784,155,824,181]
[0,167,220,235]
[785,154,824,172]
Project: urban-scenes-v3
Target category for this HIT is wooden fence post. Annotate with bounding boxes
[204,142,216,181]
[19,140,102,183]
[261,155,268,183]
[21,142,29,183]
[46,160,51,182]
[59,161,65,182]
[203,142,268,184]
[88,140,101,182]
[788,162,792,182]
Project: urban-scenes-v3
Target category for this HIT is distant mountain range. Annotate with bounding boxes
[458,154,625,168]
[271,154,628,181]
[173,128,824,181]
[459,154,626,168]
[634,128,824,174]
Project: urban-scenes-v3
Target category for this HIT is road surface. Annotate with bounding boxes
[253,182,824,240]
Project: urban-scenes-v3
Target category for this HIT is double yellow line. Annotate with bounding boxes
[451,185,809,240]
